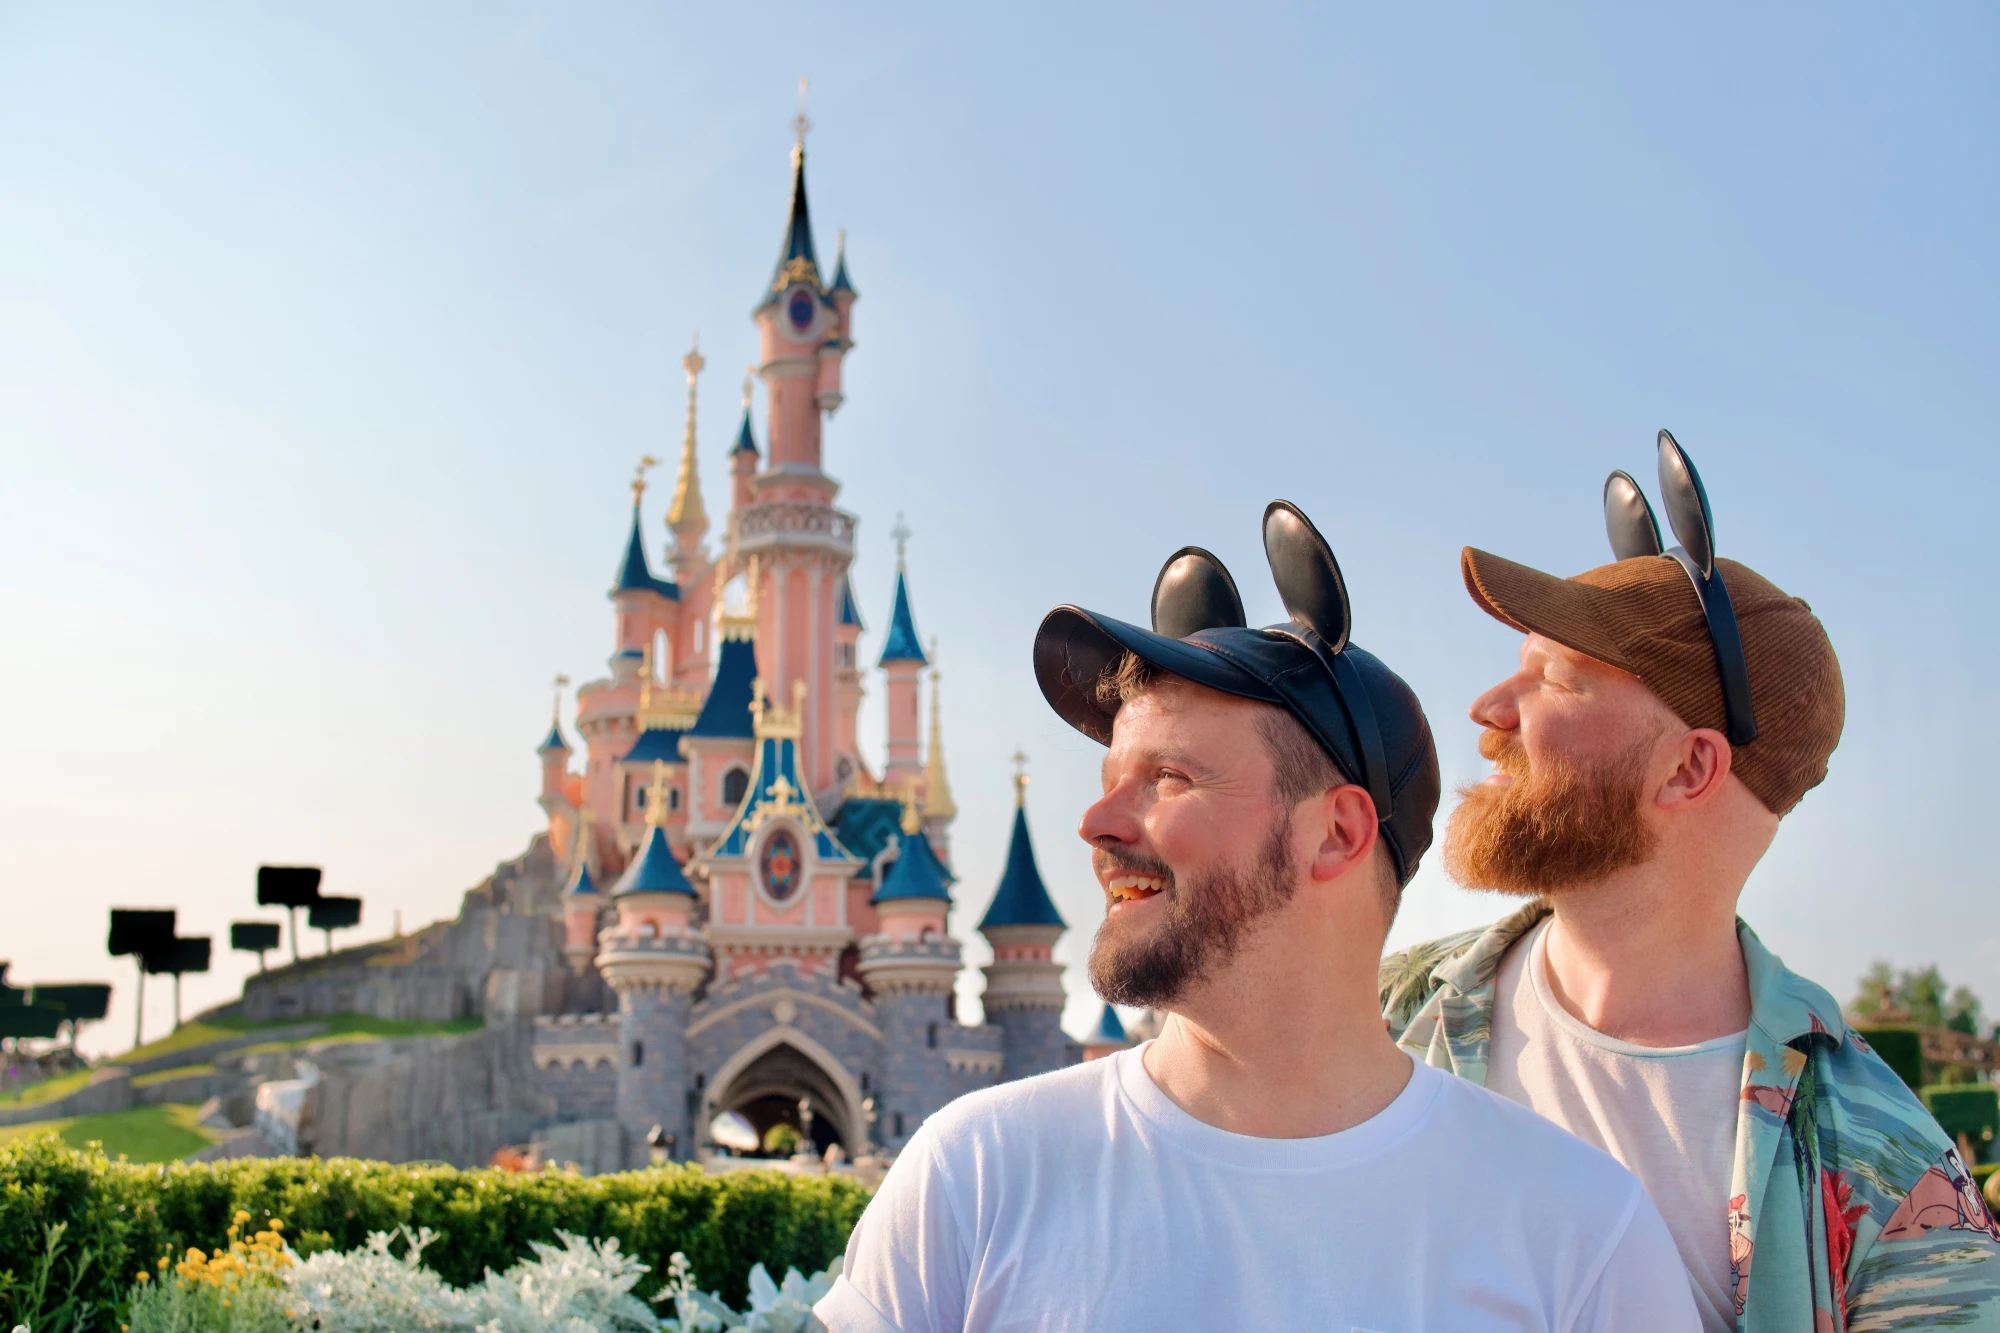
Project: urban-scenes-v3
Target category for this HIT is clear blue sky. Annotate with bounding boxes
[2,4,1993,1055]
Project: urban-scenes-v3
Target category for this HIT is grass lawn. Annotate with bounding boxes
[0,1103,216,1163]
[0,1066,93,1107]
[129,1062,216,1089]
[118,1013,482,1067]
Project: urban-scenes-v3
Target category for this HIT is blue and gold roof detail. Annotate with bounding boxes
[979,777,1066,930]
[837,575,865,629]
[687,631,760,740]
[613,763,694,898]
[538,719,569,754]
[828,231,857,297]
[759,143,835,314]
[732,402,759,459]
[878,568,927,666]
[1084,1002,1127,1046]
[831,797,902,879]
[622,728,685,766]
[612,503,680,600]
[563,861,599,899]
[624,666,698,766]
[706,680,856,867]
[873,802,955,905]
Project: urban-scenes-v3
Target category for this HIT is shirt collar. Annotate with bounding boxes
[1431,903,1847,1049]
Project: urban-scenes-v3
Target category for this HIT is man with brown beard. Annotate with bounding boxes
[1383,435,2000,1333]
[819,504,1699,1333]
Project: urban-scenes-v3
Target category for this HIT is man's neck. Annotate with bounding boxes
[1540,868,1750,1047]
[1140,940,1411,1139]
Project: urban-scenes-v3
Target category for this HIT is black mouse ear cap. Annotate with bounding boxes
[1261,500,1351,653]
[1603,470,1664,561]
[1150,546,1247,639]
[1656,429,1716,576]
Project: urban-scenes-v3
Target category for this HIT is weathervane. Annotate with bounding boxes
[891,513,911,569]
[632,454,660,504]
[683,333,705,383]
[793,76,811,150]
[1012,748,1030,807]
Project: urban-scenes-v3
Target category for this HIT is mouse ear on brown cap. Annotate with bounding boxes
[1150,546,1247,639]
[1262,500,1350,653]
[1603,470,1664,561]
[1657,429,1716,577]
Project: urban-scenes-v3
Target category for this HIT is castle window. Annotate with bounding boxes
[694,1072,705,1090]
[722,767,749,807]
[894,1111,905,1138]
[630,1041,644,1067]
[860,1072,870,1093]
[652,628,669,682]
[669,788,681,812]
[926,1022,938,1049]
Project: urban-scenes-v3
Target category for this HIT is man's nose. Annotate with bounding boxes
[1469,677,1521,731]
[1079,780,1144,848]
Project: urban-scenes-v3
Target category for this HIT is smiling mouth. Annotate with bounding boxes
[1106,873,1167,905]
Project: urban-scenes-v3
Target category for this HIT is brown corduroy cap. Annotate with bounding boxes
[1461,548,1845,815]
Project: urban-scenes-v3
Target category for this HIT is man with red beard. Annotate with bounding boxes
[1383,452,2000,1331]
[820,505,1698,1333]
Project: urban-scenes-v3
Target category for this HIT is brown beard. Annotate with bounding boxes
[1442,728,1658,896]
[1087,814,1298,1008]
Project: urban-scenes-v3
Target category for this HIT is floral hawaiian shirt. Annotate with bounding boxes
[1381,901,2000,1332]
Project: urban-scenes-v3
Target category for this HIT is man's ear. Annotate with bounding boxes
[1656,727,1733,812]
[1308,784,1380,884]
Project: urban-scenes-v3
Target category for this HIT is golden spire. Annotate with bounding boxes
[550,674,569,727]
[923,639,956,821]
[793,76,811,162]
[646,759,672,828]
[666,335,707,536]
[1011,747,1030,809]
[900,788,922,836]
[567,805,594,884]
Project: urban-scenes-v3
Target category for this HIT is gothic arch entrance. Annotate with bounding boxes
[707,1027,864,1157]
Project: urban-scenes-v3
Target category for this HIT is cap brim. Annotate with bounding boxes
[1460,547,1637,677]
[1033,606,1283,745]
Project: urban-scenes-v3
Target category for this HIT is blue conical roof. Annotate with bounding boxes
[837,575,865,629]
[612,504,679,600]
[763,147,820,298]
[622,727,686,766]
[731,405,759,458]
[873,828,954,904]
[687,634,759,738]
[877,569,927,665]
[563,862,599,898]
[1084,1002,1127,1046]
[829,241,857,296]
[979,802,1066,930]
[612,826,694,897]
[538,721,570,753]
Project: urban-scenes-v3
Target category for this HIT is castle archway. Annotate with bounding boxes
[706,1025,865,1157]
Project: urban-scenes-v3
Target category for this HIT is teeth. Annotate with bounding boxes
[1107,874,1167,902]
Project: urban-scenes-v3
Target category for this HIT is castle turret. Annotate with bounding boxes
[878,524,927,788]
[835,575,866,776]
[857,802,962,1151]
[538,694,572,816]
[979,757,1072,1079]
[729,376,758,513]
[1081,1002,1129,1061]
[598,763,710,1164]
[560,811,602,975]
[873,798,954,942]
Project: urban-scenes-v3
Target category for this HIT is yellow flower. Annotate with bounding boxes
[234,1210,251,1225]
[134,1270,150,1283]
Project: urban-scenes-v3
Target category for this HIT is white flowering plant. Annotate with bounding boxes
[117,1219,833,1333]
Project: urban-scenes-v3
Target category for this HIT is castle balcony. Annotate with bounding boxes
[979,955,1067,1013]
[595,930,711,996]
[856,934,963,995]
[732,500,856,559]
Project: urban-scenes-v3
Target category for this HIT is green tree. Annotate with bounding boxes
[1851,961,1896,1019]
[1946,986,1984,1036]
[1900,966,1949,1027]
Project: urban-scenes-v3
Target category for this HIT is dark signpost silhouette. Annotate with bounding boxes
[27,983,112,1052]
[256,865,322,964]
[147,936,211,1030]
[308,897,361,955]
[230,922,283,972]
[108,908,177,1047]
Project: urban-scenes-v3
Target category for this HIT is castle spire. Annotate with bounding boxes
[829,228,857,297]
[980,755,1066,930]
[878,517,928,666]
[767,78,821,295]
[666,336,708,542]
[539,674,571,754]
[923,643,956,821]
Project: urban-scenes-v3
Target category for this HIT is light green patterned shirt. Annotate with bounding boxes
[1383,902,2000,1333]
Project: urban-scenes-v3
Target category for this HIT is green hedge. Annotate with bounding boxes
[1925,1085,2000,1163]
[0,1135,868,1326]
[1855,1025,1924,1091]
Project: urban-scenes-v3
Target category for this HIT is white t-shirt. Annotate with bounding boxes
[817,1044,1698,1333]
[1488,918,1746,1333]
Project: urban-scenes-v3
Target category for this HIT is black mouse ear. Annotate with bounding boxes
[1656,429,1716,576]
[1150,546,1247,638]
[1262,500,1351,653]
[1603,470,1664,561]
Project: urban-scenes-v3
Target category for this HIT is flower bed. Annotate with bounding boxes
[0,1136,865,1328]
